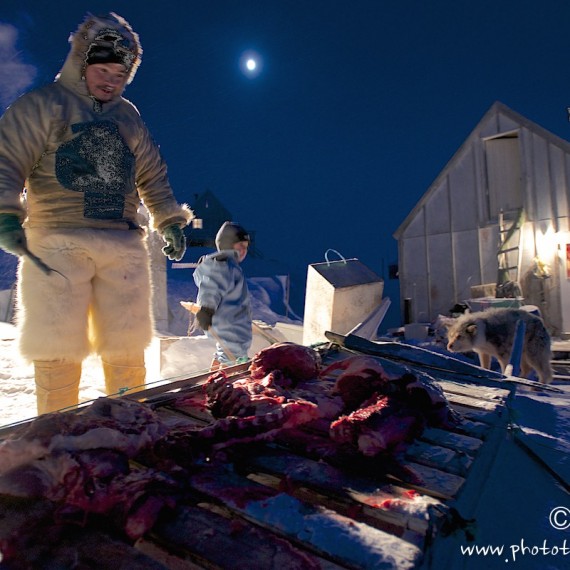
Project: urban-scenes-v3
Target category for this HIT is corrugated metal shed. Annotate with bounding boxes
[393,101,570,335]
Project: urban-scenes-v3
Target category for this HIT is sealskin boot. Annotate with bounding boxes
[102,361,146,396]
[34,360,82,415]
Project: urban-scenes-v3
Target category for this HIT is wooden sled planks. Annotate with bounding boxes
[185,464,424,570]
[144,503,344,570]
[235,445,444,537]
[405,439,473,477]
[0,342,516,570]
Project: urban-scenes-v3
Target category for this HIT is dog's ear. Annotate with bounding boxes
[466,323,477,336]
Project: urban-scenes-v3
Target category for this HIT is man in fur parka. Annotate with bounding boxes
[0,13,193,414]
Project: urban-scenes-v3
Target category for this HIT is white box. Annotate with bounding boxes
[302,258,384,346]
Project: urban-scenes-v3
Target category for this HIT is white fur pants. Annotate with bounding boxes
[16,228,154,363]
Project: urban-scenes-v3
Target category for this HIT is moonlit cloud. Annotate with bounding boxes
[0,23,37,109]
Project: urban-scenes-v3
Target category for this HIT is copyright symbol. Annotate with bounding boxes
[549,506,570,530]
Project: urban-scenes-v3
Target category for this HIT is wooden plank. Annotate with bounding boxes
[187,466,424,570]
[437,379,512,402]
[447,417,490,439]
[396,463,465,500]
[451,403,509,426]
[405,440,473,477]
[146,504,341,570]
[135,540,207,570]
[420,428,483,454]
[444,392,502,412]
[324,332,504,380]
[154,407,209,429]
[130,362,250,404]
[246,471,427,549]
[236,446,443,537]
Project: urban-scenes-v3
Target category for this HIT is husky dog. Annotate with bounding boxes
[445,308,553,384]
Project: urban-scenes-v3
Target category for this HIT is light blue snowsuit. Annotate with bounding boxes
[193,250,252,363]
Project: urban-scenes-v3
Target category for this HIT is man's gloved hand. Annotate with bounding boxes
[196,306,215,331]
[0,213,27,257]
[162,224,186,261]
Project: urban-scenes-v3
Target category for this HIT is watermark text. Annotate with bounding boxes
[461,538,569,563]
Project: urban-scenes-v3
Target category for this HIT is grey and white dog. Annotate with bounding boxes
[445,308,553,384]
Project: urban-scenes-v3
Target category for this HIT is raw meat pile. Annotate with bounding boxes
[0,342,458,562]
[0,398,178,551]
[325,356,457,456]
[195,344,457,460]
[202,343,324,443]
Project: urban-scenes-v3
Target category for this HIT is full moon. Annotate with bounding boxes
[240,50,263,78]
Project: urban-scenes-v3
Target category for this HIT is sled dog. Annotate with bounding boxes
[445,308,552,384]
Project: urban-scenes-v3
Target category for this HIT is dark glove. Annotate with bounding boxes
[162,224,186,261]
[196,306,215,331]
[0,213,27,257]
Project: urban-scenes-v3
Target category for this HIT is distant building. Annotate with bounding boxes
[394,101,570,336]
[187,190,258,256]
[187,190,233,248]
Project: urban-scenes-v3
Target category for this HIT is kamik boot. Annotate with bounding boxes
[102,359,146,396]
[34,360,81,415]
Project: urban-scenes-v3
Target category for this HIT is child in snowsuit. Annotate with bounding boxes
[193,222,252,368]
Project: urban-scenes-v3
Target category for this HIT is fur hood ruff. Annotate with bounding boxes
[57,12,142,94]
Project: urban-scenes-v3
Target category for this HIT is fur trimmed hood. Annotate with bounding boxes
[57,12,142,90]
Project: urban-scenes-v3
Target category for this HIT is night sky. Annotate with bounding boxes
[2,0,570,327]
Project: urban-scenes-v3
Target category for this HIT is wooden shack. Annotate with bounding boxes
[394,101,570,336]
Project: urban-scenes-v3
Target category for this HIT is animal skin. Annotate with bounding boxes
[445,308,553,384]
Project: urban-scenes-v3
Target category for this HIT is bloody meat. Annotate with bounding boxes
[249,342,321,386]
[330,394,426,456]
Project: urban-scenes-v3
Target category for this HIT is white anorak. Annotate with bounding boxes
[193,250,252,363]
[0,13,192,363]
[0,14,192,232]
